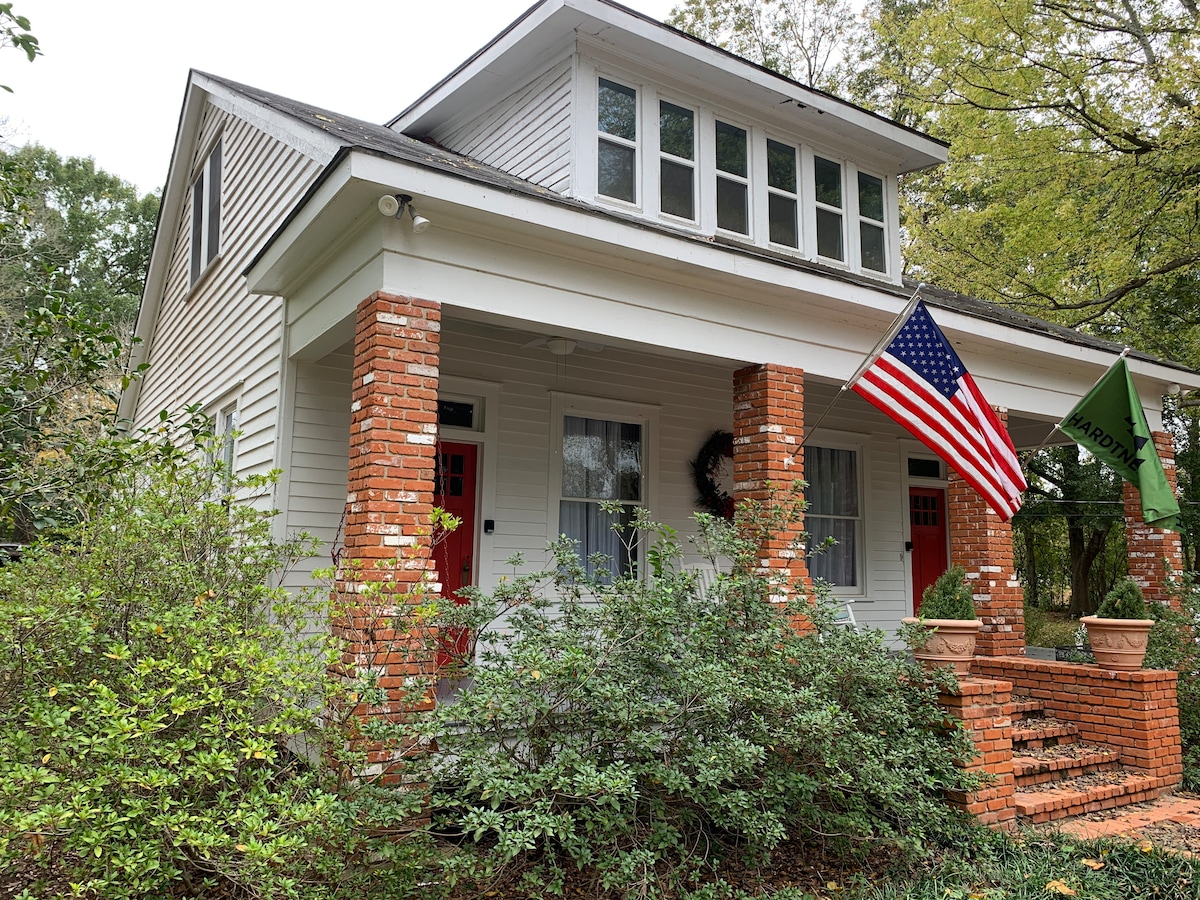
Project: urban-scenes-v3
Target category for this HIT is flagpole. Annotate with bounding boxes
[797,283,924,450]
[1026,347,1132,457]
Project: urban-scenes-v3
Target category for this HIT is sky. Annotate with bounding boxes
[1,0,680,196]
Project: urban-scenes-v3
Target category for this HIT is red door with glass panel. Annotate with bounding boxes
[434,442,477,667]
[910,486,948,613]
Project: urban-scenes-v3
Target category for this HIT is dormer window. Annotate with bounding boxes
[858,172,887,272]
[598,78,638,203]
[586,71,896,279]
[813,155,844,262]
[767,139,798,248]
[659,101,695,220]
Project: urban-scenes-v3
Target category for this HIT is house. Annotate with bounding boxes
[120,0,1195,824]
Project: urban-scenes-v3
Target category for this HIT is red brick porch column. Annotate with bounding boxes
[335,292,442,775]
[732,364,808,599]
[939,678,1016,830]
[948,408,1024,657]
[1124,431,1183,609]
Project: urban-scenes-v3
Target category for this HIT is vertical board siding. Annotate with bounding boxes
[134,103,325,498]
[434,62,572,193]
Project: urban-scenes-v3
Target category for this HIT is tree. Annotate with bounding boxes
[880,0,1200,357]
[0,2,38,93]
[0,145,159,331]
[668,0,864,91]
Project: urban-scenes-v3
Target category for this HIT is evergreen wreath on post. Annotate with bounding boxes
[691,430,735,519]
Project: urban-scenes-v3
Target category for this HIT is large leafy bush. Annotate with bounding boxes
[0,440,428,899]
[420,497,980,898]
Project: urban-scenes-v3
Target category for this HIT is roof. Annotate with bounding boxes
[197,72,1190,376]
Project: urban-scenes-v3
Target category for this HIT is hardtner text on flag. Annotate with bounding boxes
[849,300,1027,520]
[1058,357,1180,531]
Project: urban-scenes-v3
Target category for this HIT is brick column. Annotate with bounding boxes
[1124,430,1183,608]
[948,409,1024,656]
[732,364,807,600]
[335,292,441,779]
[939,678,1016,830]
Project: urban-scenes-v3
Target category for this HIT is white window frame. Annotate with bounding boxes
[713,116,752,237]
[655,96,698,224]
[854,166,889,275]
[595,75,641,208]
[205,385,242,474]
[804,437,867,596]
[190,138,222,286]
[763,136,801,250]
[548,392,660,580]
[811,153,847,265]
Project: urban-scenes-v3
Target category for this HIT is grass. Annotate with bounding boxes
[841,830,1198,900]
[1024,605,1083,649]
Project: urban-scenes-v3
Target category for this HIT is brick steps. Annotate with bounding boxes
[1007,695,1174,824]
[1015,771,1176,824]
[1013,744,1121,786]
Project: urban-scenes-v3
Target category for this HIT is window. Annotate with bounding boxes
[858,171,887,272]
[767,139,798,248]
[806,446,860,587]
[813,156,844,262]
[715,120,749,234]
[190,140,222,285]
[560,415,643,579]
[598,78,638,203]
[213,402,239,473]
[659,100,695,220]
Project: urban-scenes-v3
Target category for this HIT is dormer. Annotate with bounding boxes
[393,0,948,285]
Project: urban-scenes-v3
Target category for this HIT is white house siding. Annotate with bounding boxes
[133,102,324,495]
[431,61,573,194]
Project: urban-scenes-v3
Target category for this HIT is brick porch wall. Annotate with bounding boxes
[947,409,1025,656]
[731,364,808,599]
[1124,430,1184,609]
[973,657,1182,783]
[334,292,442,778]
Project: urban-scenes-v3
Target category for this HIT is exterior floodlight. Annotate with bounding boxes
[410,212,432,233]
[378,194,401,217]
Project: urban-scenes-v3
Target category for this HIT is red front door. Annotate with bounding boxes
[910,486,948,614]
[434,441,478,666]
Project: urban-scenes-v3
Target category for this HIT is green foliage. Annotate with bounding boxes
[1145,573,1200,789]
[1095,578,1149,620]
[919,566,975,620]
[0,446,430,899]
[0,145,160,330]
[0,2,38,93]
[418,496,979,898]
[0,296,142,542]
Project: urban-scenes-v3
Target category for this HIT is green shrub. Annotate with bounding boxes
[1145,573,1200,789]
[919,566,976,620]
[0,442,430,899]
[1095,577,1150,619]
[418,494,979,899]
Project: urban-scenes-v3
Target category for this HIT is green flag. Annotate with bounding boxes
[1059,358,1180,531]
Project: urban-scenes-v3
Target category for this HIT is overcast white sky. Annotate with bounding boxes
[1,0,680,196]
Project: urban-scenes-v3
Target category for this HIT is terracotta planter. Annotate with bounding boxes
[1080,616,1154,671]
[901,617,982,675]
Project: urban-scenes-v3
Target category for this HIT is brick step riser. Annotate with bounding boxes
[1015,774,1175,825]
[1015,759,1122,788]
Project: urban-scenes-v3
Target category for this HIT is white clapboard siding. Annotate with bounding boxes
[133,102,324,501]
[433,62,573,193]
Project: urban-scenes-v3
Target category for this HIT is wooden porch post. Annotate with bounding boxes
[948,407,1025,657]
[1124,430,1184,609]
[732,364,808,600]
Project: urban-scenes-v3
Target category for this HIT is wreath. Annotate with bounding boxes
[691,430,735,519]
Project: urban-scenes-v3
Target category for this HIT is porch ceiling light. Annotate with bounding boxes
[544,337,577,356]
[377,193,432,233]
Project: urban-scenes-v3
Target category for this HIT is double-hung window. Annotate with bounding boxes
[813,155,845,262]
[806,445,861,588]
[559,415,644,579]
[715,120,749,234]
[659,100,696,221]
[857,171,887,272]
[598,78,638,204]
[766,139,799,248]
[190,139,222,285]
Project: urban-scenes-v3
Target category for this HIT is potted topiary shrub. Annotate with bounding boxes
[1080,578,1155,671]
[901,566,982,675]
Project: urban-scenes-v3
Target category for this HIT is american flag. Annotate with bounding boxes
[850,300,1027,520]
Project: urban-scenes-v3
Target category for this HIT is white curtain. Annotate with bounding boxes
[806,447,859,587]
